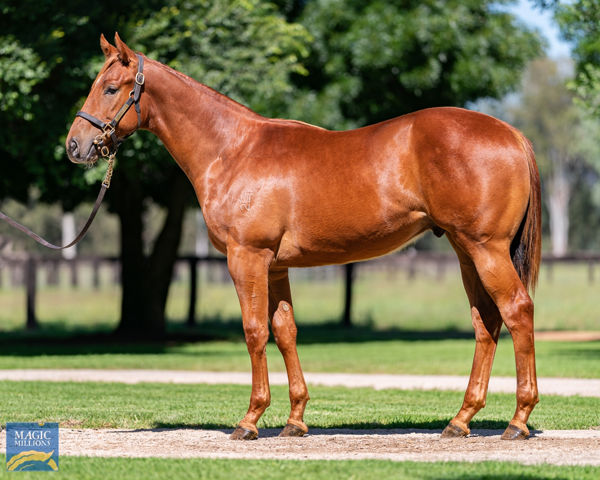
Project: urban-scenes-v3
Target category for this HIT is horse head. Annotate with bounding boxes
[66,33,144,165]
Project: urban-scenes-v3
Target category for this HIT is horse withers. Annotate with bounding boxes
[66,34,542,441]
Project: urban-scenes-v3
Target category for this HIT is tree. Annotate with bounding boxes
[555,0,600,115]
[0,0,311,337]
[509,58,600,256]
[289,0,542,129]
[550,1,600,250]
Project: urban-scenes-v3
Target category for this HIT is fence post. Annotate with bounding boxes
[342,263,355,327]
[187,257,198,326]
[92,258,101,289]
[25,257,38,330]
[69,259,78,288]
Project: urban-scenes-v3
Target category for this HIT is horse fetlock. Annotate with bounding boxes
[464,397,486,412]
[251,392,271,411]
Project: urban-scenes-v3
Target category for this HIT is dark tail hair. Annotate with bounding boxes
[510,133,542,293]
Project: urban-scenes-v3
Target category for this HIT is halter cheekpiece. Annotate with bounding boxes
[76,53,145,158]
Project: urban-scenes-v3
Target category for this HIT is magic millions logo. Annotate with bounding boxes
[6,422,59,471]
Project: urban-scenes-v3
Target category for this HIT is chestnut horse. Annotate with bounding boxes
[66,34,541,441]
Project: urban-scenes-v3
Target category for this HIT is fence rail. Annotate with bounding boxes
[1,252,599,329]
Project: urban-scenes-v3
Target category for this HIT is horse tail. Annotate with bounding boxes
[510,132,542,293]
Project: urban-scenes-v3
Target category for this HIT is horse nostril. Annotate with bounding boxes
[69,139,80,158]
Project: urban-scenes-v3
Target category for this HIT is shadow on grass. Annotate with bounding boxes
[173,317,482,344]
[0,316,485,357]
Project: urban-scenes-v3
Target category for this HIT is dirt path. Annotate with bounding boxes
[2,369,598,465]
[0,369,598,397]
[2,428,599,465]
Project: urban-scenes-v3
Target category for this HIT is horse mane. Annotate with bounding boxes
[148,57,264,119]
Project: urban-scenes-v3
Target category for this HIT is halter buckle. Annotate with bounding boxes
[135,72,145,86]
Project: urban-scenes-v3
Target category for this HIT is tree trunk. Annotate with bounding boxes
[547,162,571,257]
[144,170,189,334]
[112,168,189,339]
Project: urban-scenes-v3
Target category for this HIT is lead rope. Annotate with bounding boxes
[0,155,115,250]
[0,53,144,251]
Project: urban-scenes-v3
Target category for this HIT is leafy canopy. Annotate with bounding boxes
[290,0,542,129]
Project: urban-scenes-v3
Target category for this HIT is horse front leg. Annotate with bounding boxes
[269,269,310,437]
[227,242,274,440]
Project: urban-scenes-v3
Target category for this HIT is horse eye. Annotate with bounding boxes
[104,86,118,95]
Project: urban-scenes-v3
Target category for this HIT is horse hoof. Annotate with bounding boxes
[440,422,469,438]
[501,424,529,440]
[279,424,307,437]
[230,426,258,440]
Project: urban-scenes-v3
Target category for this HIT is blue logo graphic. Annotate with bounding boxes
[6,422,59,471]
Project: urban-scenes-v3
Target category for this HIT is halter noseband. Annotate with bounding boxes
[76,53,145,158]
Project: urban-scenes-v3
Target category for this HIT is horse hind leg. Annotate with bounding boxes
[450,239,538,440]
[441,247,503,438]
[268,269,310,437]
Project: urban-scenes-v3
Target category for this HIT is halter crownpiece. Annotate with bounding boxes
[76,53,145,158]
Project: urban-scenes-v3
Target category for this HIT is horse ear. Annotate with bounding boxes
[114,32,134,65]
[100,33,117,59]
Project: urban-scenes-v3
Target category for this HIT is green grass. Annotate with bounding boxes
[0,337,597,379]
[0,456,598,480]
[0,381,598,430]
[0,263,599,332]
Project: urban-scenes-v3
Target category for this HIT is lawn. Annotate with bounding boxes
[0,456,598,480]
[0,262,598,332]
[0,381,598,430]
[0,336,597,379]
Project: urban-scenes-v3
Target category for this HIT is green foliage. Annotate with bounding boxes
[130,0,311,118]
[510,59,596,175]
[292,0,542,128]
[556,1,600,117]
[0,37,49,128]
[0,0,160,206]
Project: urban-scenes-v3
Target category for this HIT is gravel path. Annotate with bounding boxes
[2,428,599,465]
[0,369,598,397]
[2,369,599,464]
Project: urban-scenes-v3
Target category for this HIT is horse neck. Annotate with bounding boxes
[142,58,261,192]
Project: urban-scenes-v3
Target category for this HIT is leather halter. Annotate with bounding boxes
[0,54,145,250]
[76,53,145,158]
